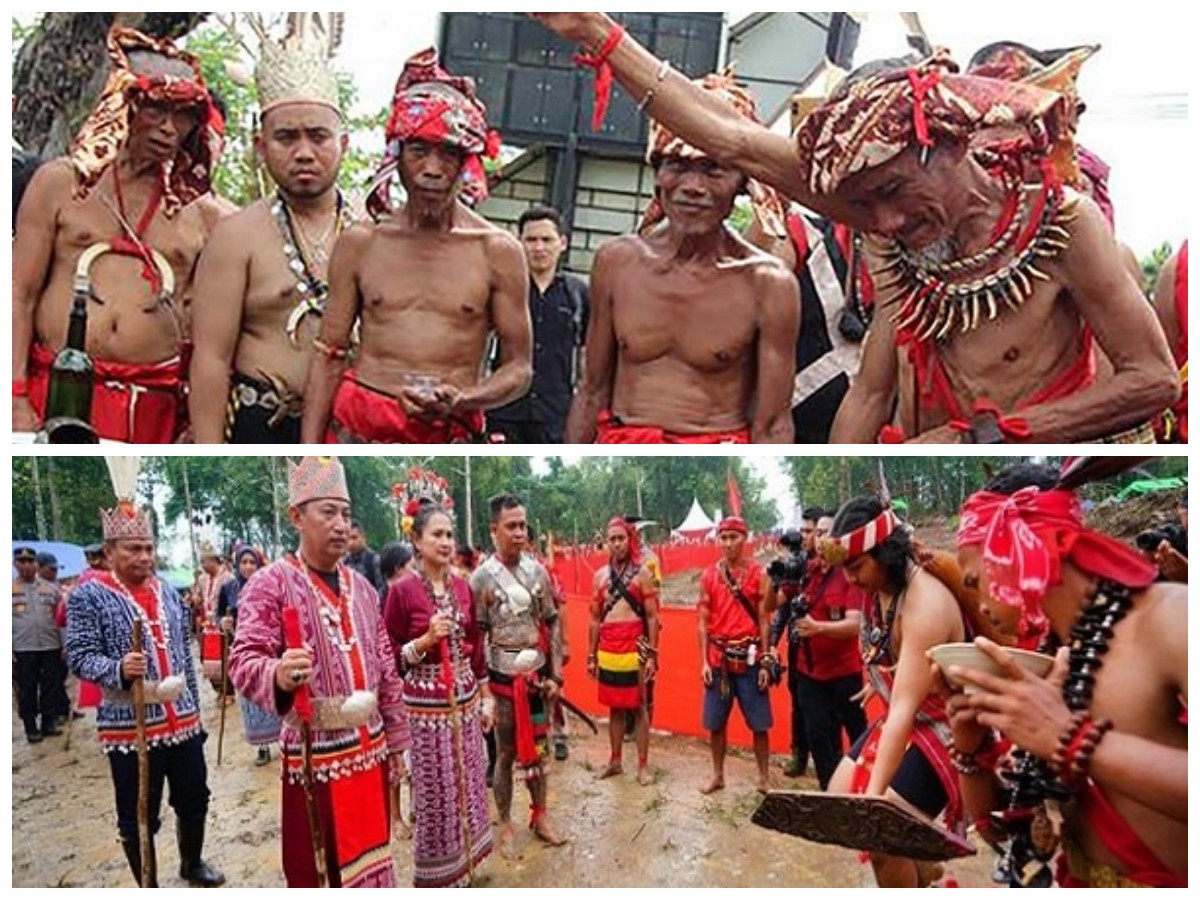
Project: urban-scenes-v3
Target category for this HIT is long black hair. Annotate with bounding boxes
[831,496,913,590]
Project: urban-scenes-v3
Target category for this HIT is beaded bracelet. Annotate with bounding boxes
[312,337,349,361]
[949,730,999,775]
[402,640,426,667]
[637,59,673,113]
[1052,713,1113,786]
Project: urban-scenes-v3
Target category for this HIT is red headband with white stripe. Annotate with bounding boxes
[819,508,899,566]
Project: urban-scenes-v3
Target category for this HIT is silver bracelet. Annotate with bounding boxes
[637,59,673,113]
[402,640,426,666]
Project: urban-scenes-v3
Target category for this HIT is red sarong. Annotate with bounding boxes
[28,343,185,443]
[328,371,484,444]
[1055,784,1186,887]
[597,620,644,710]
[596,412,750,444]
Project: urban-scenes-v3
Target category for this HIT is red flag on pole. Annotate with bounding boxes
[726,467,744,519]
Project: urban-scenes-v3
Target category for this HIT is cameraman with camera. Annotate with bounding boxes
[1136,498,1188,583]
[769,514,868,790]
[768,515,817,778]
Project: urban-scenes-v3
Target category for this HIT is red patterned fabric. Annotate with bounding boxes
[70,27,218,218]
[596,412,750,445]
[28,342,184,444]
[957,486,1158,643]
[367,47,500,217]
[329,372,484,444]
[795,51,1067,196]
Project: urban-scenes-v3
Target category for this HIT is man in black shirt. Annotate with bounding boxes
[344,521,384,595]
[489,206,587,444]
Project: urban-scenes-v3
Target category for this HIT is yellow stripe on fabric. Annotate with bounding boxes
[597,650,639,672]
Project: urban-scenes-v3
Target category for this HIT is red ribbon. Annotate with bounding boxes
[574,25,626,132]
[511,674,539,768]
[949,400,1033,442]
[906,68,942,148]
[282,607,313,723]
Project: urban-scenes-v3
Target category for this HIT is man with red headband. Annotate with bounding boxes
[943,462,1186,888]
[588,517,661,786]
[564,69,799,444]
[13,27,228,442]
[532,14,1177,444]
[302,48,532,444]
[696,517,777,794]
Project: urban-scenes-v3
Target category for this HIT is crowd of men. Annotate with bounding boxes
[16,454,1186,888]
[12,15,1188,444]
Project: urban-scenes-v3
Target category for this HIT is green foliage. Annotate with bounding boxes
[11,15,41,66]
[1140,241,1175,296]
[12,457,119,544]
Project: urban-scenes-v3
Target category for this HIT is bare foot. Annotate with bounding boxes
[497,823,521,860]
[595,761,623,780]
[531,818,569,847]
[756,777,772,795]
[698,776,725,795]
[637,767,653,787]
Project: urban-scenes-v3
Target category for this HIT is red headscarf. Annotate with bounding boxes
[957,486,1158,643]
[607,517,642,564]
[716,516,748,536]
[367,47,501,220]
[70,27,219,218]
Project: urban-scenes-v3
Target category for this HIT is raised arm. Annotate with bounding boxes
[751,262,800,443]
[565,241,620,443]
[12,160,71,433]
[188,215,251,443]
[301,225,369,443]
[531,13,849,220]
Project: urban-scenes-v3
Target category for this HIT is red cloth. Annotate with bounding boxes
[958,486,1159,643]
[329,371,483,444]
[1055,784,1186,887]
[597,412,750,444]
[795,564,867,681]
[28,343,184,443]
[699,561,764,648]
[717,517,748,536]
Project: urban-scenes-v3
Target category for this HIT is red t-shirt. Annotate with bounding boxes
[700,560,764,642]
[794,562,866,681]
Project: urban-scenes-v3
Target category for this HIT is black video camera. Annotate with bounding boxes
[1135,523,1187,557]
[767,530,808,589]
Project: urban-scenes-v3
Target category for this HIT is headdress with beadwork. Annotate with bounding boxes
[392,467,455,536]
[288,456,350,508]
[101,456,154,541]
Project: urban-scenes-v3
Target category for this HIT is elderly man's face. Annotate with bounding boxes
[399,139,465,203]
[655,155,745,237]
[834,146,960,250]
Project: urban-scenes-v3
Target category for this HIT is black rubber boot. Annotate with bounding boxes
[176,817,225,887]
[120,837,159,887]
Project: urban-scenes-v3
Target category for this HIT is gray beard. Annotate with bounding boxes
[909,236,958,268]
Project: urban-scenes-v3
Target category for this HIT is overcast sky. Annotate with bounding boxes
[337,8,1188,256]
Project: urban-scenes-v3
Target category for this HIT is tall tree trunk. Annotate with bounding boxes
[13,12,210,157]
[270,457,283,560]
[31,458,48,541]
[47,458,64,540]
[181,459,198,570]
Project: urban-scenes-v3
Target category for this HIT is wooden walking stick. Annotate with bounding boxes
[131,620,152,889]
[283,607,327,888]
[216,622,230,766]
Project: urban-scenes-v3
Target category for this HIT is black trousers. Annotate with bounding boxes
[488,417,566,445]
[107,732,211,840]
[14,649,60,732]
[786,667,810,765]
[796,671,868,790]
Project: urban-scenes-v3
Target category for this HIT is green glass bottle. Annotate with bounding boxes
[45,291,94,426]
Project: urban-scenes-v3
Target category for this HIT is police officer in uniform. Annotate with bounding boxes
[12,546,65,742]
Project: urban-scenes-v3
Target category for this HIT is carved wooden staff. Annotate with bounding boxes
[131,619,152,889]
[283,607,327,888]
[216,621,231,766]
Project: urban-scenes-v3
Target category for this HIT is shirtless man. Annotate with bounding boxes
[13,27,225,443]
[566,71,799,444]
[190,26,351,443]
[588,517,660,786]
[943,462,1185,887]
[302,48,531,444]
[533,14,1177,444]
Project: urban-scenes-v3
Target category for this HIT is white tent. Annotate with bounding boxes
[674,498,717,540]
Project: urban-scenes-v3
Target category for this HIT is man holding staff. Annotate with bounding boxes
[65,460,224,888]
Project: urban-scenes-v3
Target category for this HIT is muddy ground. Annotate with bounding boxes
[12,667,999,890]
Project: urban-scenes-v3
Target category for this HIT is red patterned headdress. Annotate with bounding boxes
[957,485,1158,644]
[288,456,350,508]
[795,51,1068,196]
[641,68,787,240]
[818,508,898,567]
[367,47,501,219]
[102,456,153,541]
[70,26,219,218]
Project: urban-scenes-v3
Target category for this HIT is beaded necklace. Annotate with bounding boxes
[274,190,352,347]
[861,584,905,667]
[104,572,172,656]
[294,555,359,655]
[990,580,1134,888]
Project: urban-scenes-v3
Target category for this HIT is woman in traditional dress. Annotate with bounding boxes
[219,545,280,766]
[822,497,966,888]
[384,503,494,887]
